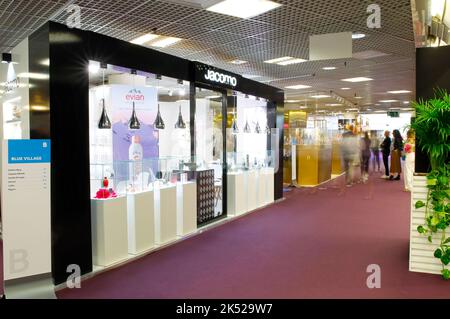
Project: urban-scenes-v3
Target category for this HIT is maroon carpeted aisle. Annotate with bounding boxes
[57,173,450,299]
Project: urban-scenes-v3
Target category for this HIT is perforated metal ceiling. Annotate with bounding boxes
[0,0,416,112]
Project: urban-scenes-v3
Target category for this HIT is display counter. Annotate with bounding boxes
[176,181,197,236]
[154,183,178,245]
[127,190,155,255]
[91,196,128,266]
[227,167,274,216]
[296,144,332,186]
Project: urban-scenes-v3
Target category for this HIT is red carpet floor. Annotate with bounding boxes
[52,172,449,298]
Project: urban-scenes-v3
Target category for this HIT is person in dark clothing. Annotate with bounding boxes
[360,132,371,183]
[380,130,391,179]
[389,129,403,180]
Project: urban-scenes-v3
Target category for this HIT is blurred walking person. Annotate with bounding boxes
[389,129,403,180]
[370,131,381,173]
[341,125,358,187]
[360,132,371,183]
[380,130,391,179]
[403,129,415,191]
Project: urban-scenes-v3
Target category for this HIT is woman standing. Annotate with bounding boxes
[403,129,415,191]
[389,129,403,180]
[380,131,391,178]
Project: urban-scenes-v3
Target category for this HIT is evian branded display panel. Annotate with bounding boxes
[2,139,51,281]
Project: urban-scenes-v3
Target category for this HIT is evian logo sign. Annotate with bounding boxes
[204,70,237,87]
[125,88,144,102]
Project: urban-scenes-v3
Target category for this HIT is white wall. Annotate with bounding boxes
[361,113,412,135]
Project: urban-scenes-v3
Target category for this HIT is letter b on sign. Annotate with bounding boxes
[9,249,29,274]
[366,264,381,288]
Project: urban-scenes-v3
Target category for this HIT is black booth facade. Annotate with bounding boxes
[25,22,284,285]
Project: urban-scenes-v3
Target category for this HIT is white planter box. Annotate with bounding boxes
[409,175,449,275]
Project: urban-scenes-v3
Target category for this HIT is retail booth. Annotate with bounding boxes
[0,21,284,295]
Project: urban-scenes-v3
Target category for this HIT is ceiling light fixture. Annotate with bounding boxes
[403,101,410,104]
[130,33,159,45]
[206,0,282,19]
[285,84,311,89]
[230,59,247,64]
[341,87,351,90]
[154,104,165,130]
[151,36,182,48]
[352,33,366,39]
[277,58,307,66]
[98,67,111,129]
[341,77,373,82]
[322,66,336,70]
[285,100,301,103]
[379,99,398,103]
[174,106,186,129]
[311,95,330,99]
[264,56,294,64]
[128,102,141,130]
[243,118,251,133]
[1,52,12,64]
[387,90,412,94]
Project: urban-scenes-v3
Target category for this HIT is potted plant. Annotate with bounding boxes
[412,89,450,279]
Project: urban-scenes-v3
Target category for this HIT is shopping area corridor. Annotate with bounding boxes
[54,171,449,299]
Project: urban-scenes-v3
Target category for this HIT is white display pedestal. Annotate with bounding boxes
[91,196,128,266]
[256,170,266,208]
[155,183,177,245]
[127,190,155,255]
[227,172,246,216]
[176,181,197,236]
[245,170,258,212]
[264,167,275,205]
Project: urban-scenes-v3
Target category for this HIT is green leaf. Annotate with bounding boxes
[443,237,450,245]
[415,201,425,209]
[441,255,450,266]
[442,269,450,280]
[434,248,443,258]
[417,225,425,234]
[427,179,437,186]
[428,235,432,243]
[431,216,440,226]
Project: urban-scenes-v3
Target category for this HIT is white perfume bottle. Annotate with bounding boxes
[129,135,143,190]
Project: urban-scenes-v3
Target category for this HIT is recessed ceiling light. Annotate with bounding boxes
[341,87,351,90]
[264,56,293,64]
[242,74,261,79]
[205,95,222,99]
[130,33,159,45]
[352,33,366,39]
[387,90,412,94]
[341,77,373,82]
[311,95,330,98]
[354,96,363,99]
[325,103,342,106]
[285,100,301,103]
[207,0,282,19]
[322,66,336,70]
[285,84,311,89]
[151,36,182,48]
[374,110,386,113]
[379,100,398,103]
[230,59,247,64]
[277,58,307,66]
[403,101,410,104]
[299,106,308,109]
[346,108,359,111]
[401,108,414,111]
